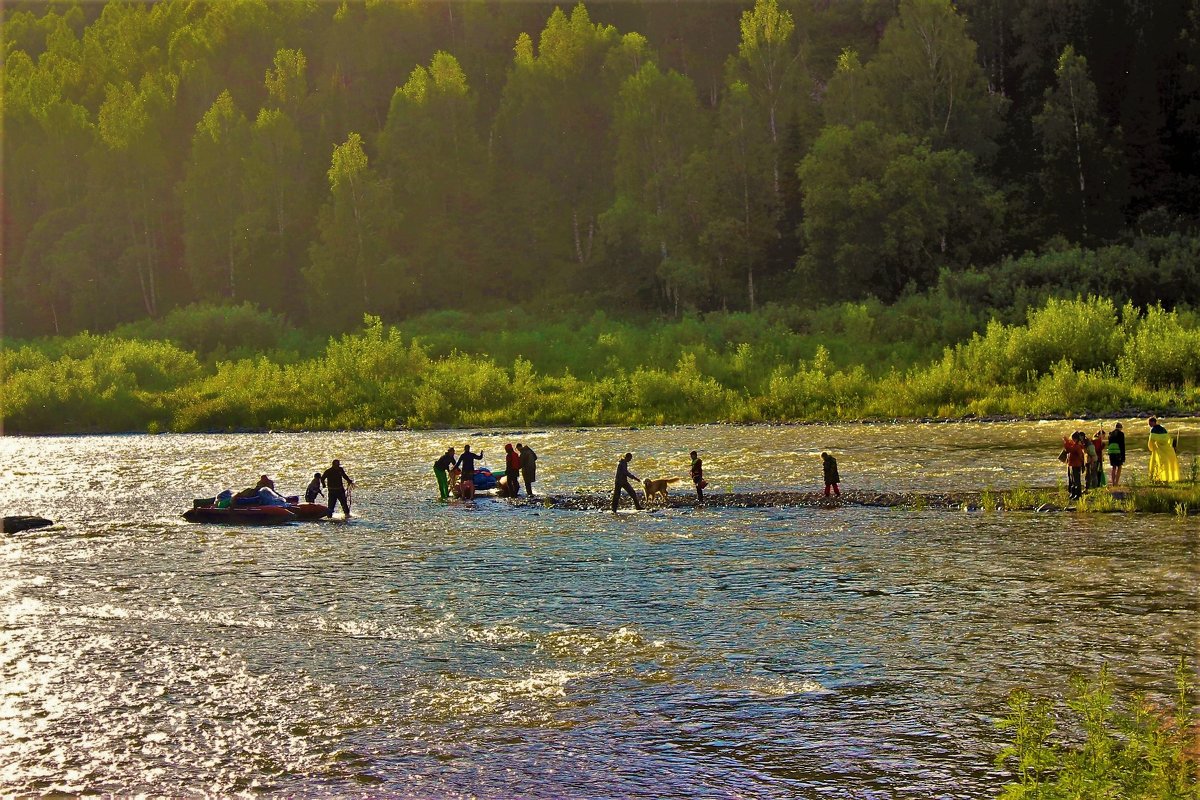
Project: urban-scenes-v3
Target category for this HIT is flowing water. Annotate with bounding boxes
[2,421,1197,798]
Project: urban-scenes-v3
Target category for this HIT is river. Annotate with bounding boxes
[2,421,1196,797]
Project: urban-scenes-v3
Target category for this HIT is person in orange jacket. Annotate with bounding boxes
[1061,432,1086,500]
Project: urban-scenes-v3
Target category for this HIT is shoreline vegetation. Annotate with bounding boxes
[3,295,1200,437]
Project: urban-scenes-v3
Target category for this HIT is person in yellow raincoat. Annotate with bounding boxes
[1147,417,1180,482]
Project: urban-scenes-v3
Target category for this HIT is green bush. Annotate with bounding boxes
[995,662,1198,799]
[1119,305,1200,388]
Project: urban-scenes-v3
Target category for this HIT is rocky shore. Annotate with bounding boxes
[505,488,1045,513]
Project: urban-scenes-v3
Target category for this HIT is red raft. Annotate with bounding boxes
[183,502,296,525]
[183,496,332,524]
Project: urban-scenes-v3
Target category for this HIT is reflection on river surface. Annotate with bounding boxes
[1,422,1196,797]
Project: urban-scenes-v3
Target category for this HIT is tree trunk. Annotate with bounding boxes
[573,209,584,264]
[1068,77,1088,238]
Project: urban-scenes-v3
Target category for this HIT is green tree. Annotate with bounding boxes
[727,0,807,198]
[304,133,401,330]
[1033,44,1128,243]
[703,80,776,311]
[604,61,709,313]
[95,73,175,318]
[822,47,879,128]
[377,50,486,309]
[264,46,308,118]
[237,106,313,315]
[866,0,1003,158]
[797,123,1004,300]
[180,90,251,300]
[491,4,631,292]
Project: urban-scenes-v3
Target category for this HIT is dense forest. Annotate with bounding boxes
[5,0,1200,338]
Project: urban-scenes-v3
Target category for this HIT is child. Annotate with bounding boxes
[822,452,840,497]
[304,472,324,504]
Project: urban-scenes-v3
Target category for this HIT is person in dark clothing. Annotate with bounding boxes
[612,452,642,513]
[503,443,521,497]
[456,446,484,484]
[1107,422,1126,486]
[689,450,705,503]
[821,452,840,497]
[518,443,538,497]
[323,458,355,518]
[433,447,456,500]
[305,472,324,504]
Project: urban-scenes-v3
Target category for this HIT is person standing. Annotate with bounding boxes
[503,443,522,497]
[518,443,538,497]
[1092,429,1107,487]
[456,445,485,492]
[822,452,841,497]
[323,458,355,518]
[1107,423,1126,486]
[1062,433,1086,500]
[1083,433,1098,489]
[1147,416,1180,482]
[689,450,705,503]
[433,447,456,500]
[612,452,642,513]
[305,472,324,504]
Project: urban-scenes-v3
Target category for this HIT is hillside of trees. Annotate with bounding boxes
[5,0,1200,340]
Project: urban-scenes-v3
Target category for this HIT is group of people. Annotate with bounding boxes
[430,446,842,514]
[226,459,355,518]
[1061,417,1180,500]
[433,443,538,501]
[611,451,708,512]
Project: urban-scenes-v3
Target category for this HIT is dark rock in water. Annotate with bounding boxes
[4,515,54,534]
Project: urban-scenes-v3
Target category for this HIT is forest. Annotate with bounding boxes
[4,0,1200,432]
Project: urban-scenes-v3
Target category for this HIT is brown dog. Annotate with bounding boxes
[643,477,681,503]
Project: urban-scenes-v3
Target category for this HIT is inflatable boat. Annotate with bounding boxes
[183,501,296,525]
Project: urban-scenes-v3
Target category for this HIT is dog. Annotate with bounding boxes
[643,477,681,503]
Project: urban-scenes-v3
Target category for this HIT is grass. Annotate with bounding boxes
[995,660,1199,799]
[1123,485,1200,515]
[1075,490,1135,513]
[1001,485,1063,511]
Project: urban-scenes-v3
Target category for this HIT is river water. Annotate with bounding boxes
[2,422,1196,797]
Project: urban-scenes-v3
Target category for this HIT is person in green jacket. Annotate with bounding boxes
[433,447,455,500]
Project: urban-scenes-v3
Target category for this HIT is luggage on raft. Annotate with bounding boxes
[472,468,498,490]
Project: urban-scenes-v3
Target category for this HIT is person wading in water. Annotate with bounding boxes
[323,459,355,519]
[612,452,642,513]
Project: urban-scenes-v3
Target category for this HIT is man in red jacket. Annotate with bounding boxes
[503,443,521,497]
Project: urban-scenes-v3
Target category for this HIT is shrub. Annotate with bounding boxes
[995,662,1198,799]
[1119,305,1200,388]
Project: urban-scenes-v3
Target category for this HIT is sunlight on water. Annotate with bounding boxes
[1,422,1196,796]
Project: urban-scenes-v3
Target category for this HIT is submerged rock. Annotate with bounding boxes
[3,515,54,534]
